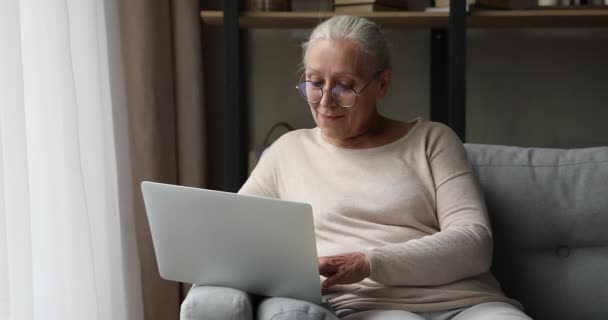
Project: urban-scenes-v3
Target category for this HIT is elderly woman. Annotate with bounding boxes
[183,15,531,320]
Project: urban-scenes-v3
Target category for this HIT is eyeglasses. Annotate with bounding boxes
[295,71,383,108]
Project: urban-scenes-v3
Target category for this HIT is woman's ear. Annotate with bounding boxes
[377,69,392,99]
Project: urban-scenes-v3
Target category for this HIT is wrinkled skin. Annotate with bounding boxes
[318,252,371,292]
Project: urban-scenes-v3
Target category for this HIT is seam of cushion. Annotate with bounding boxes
[471,160,608,168]
[269,310,326,320]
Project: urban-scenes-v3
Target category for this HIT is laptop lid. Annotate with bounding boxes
[141,181,322,304]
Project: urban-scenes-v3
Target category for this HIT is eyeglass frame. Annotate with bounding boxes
[295,70,385,108]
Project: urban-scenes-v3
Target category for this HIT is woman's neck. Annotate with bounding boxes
[322,114,398,149]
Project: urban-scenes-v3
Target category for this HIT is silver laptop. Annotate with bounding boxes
[141,181,322,304]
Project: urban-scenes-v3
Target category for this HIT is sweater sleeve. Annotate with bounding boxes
[238,143,280,199]
[366,124,493,286]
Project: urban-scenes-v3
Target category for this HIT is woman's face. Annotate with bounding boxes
[303,39,390,141]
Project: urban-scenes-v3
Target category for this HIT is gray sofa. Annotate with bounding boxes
[465,144,608,320]
[181,144,608,320]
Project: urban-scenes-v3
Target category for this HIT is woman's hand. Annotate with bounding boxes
[318,252,371,289]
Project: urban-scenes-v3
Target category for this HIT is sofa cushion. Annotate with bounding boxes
[464,144,608,320]
[256,297,337,320]
[181,286,253,320]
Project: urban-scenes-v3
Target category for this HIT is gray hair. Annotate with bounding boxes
[302,15,391,73]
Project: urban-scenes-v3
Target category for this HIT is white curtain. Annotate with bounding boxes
[0,1,143,320]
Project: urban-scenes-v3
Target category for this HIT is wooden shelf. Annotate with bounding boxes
[201,11,448,29]
[468,9,608,28]
[201,9,608,29]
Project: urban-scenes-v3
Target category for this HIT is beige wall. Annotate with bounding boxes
[245,28,608,149]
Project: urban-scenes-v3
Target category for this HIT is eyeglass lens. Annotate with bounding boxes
[298,82,357,107]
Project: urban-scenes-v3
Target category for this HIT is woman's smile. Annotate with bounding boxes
[318,113,345,122]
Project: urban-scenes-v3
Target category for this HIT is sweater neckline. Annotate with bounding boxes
[315,117,423,153]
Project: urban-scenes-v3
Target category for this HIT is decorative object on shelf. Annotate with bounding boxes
[245,0,291,11]
[291,0,333,11]
[475,0,536,9]
[538,0,607,7]
[429,0,475,11]
[334,0,431,12]
[538,0,558,5]
[434,0,476,6]
[555,0,608,6]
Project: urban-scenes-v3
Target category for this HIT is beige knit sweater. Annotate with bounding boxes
[239,117,521,312]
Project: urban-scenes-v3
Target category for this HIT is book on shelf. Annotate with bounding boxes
[475,0,536,9]
[434,0,475,7]
[334,3,403,11]
[334,0,414,5]
[538,0,608,6]
[426,0,474,11]
[334,0,431,11]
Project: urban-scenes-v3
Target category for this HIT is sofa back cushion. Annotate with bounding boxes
[464,144,608,320]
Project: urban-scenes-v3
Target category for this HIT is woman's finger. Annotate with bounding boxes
[322,275,337,288]
[322,268,348,288]
[318,256,338,275]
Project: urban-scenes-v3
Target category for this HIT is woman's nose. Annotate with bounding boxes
[319,87,336,108]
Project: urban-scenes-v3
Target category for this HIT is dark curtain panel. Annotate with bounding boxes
[118,0,206,318]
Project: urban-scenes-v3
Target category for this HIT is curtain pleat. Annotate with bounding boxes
[117,0,206,318]
[0,0,145,319]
